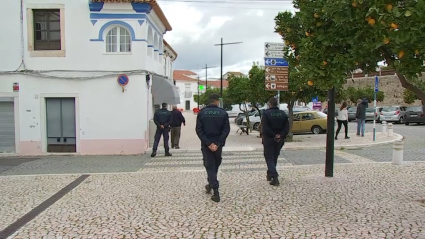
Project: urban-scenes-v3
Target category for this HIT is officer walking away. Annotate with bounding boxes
[170,106,186,149]
[261,97,289,186]
[195,93,230,202]
[151,103,172,157]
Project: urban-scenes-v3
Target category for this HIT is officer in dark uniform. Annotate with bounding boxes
[195,93,230,202]
[261,97,289,186]
[151,103,172,157]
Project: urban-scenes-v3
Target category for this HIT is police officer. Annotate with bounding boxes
[151,103,172,157]
[195,93,230,202]
[261,97,289,186]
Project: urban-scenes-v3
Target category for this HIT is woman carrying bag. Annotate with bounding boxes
[335,102,350,140]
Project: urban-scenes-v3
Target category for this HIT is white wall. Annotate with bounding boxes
[0,73,149,154]
[0,0,167,73]
[175,81,199,110]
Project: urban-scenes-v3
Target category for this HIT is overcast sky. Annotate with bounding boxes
[159,0,295,80]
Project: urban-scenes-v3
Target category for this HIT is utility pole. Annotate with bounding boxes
[214,38,243,97]
[201,64,217,88]
[197,75,200,110]
[325,87,336,177]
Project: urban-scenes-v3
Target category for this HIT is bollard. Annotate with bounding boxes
[392,140,404,165]
[387,123,393,137]
[381,121,387,135]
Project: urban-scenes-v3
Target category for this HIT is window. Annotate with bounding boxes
[301,113,315,121]
[316,112,328,118]
[33,10,61,50]
[293,114,301,121]
[106,27,131,53]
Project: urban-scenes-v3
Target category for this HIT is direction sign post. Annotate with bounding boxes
[264,42,289,93]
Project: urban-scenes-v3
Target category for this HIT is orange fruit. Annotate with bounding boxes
[386,4,393,11]
[305,31,310,36]
[355,62,359,65]
[368,19,376,25]
[390,23,398,29]
[323,61,328,65]
[308,80,314,86]
[314,13,320,18]
[352,2,357,7]
[316,22,322,27]
[383,38,390,44]
[398,50,405,59]
[415,49,419,55]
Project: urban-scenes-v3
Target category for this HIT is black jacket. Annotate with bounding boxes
[195,104,230,147]
[171,109,186,127]
[356,98,369,120]
[261,107,290,139]
[154,108,172,128]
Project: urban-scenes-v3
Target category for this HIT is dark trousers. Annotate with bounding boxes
[263,138,284,178]
[335,120,348,138]
[170,127,181,147]
[152,128,170,152]
[201,144,223,189]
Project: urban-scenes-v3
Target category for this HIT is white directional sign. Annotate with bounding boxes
[264,42,285,51]
[264,50,285,58]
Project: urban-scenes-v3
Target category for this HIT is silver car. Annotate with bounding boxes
[380,106,407,124]
[365,107,381,122]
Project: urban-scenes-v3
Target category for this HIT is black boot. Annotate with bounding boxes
[211,188,220,202]
[151,151,156,157]
[270,176,280,186]
[205,184,212,194]
[175,146,180,149]
[266,174,271,181]
[165,151,172,156]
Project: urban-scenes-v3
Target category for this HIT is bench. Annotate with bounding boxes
[236,125,249,135]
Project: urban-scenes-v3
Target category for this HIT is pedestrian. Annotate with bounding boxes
[195,93,230,202]
[356,98,368,137]
[261,97,289,186]
[170,105,186,149]
[151,103,172,157]
[335,101,350,140]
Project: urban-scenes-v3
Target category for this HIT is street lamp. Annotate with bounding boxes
[214,38,243,97]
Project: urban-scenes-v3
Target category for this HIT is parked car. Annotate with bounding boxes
[292,111,328,134]
[404,106,425,125]
[365,107,382,122]
[379,106,407,124]
[347,107,357,121]
[240,109,266,130]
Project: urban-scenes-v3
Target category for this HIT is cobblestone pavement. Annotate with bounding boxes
[2,163,425,238]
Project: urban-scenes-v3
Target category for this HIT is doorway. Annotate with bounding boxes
[46,98,76,152]
[185,100,190,110]
[0,98,15,153]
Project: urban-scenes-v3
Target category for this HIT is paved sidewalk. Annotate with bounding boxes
[2,162,425,238]
[151,112,402,152]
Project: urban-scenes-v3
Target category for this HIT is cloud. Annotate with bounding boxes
[159,0,295,79]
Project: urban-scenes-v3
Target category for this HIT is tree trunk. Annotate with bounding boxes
[395,72,425,110]
[285,100,295,142]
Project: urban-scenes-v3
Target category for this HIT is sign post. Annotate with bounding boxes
[264,42,288,94]
[374,76,379,142]
[117,74,129,92]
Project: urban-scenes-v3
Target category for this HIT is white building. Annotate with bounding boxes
[0,0,179,155]
[173,70,200,110]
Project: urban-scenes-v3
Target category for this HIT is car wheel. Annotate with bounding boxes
[311,126,323,134]
[399,117,404,124]
[405,122,410,126]
[253,122,260,131]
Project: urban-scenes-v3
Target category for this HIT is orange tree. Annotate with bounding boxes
[279,0,425,108]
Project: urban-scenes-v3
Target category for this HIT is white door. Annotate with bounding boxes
[0,98,15,153]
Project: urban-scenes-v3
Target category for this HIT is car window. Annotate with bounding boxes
[406,106,423,112]
[348,108,356,112]
[293,114,301,121]
[382,106,398,112]
[301,113,315,121]
[366,108,375,112]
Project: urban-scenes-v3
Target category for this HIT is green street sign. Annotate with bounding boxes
[199,85,204,90]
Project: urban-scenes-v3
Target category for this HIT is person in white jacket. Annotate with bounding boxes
[335,101,350,140]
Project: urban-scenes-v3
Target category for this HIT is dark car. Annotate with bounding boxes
[404,106,425,125]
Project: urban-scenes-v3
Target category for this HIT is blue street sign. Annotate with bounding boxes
[264,57,289,67]
[374,76,379,92]
[312,96,319,102]
[117,74,129,86]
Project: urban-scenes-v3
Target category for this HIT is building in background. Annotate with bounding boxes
[0,0,178,155]
[173,70,199,110]
[223,71,245,80]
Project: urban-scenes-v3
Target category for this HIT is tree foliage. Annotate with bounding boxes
[275,0,425,105]
[344,87,385,104]
[403,88,417,104]
[193,87,232,110]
